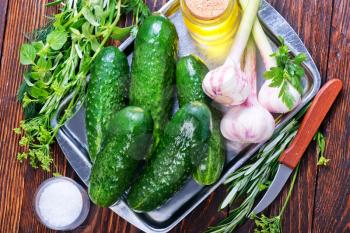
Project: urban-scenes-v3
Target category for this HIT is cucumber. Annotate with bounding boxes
[130,15,178,151]
[192,120,224,185]
[127,102,212,212]
[86,46,129,162]
[176,55,225,185]
[176,55,209,106]
[88,106,153,207]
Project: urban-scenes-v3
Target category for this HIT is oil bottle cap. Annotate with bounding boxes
[184,0,229,20]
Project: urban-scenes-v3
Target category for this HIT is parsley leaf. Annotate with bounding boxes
[263,37,307,110]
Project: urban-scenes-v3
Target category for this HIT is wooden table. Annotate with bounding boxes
[0,0,349,232]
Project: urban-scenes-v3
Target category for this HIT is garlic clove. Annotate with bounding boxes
[202,64,250,106]
[258,80,301,114]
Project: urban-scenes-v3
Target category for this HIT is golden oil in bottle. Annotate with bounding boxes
[180,0,241,63]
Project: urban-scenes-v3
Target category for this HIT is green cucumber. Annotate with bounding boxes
[176,55,209,106]
[176,55,225,185]
[88,106,153,207]
[86,46,129,162]
[192,120,224,185]
[130,15,178,151]
[127,102,212,212]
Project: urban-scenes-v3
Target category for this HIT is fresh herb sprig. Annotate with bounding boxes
[264,38,307,109]
[251,165,300,233]
[15,0,150,171]
[206,119,300,233]
[314,131,330,166]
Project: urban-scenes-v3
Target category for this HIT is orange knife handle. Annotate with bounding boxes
[279,79,343,169]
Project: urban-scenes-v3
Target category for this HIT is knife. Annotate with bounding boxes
[251,79,343,215]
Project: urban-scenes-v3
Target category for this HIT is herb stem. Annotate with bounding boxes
[89,0,122,65]
[279,164,300,217]
[63,11,83,28]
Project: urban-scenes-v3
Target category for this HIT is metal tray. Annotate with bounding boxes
[51,0,321,232]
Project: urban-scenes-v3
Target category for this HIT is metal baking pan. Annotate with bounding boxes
[51,0,321,232]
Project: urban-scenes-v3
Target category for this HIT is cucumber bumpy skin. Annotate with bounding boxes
[89,106,153,207]
[176,55,225,185]
[129,15,178,152]
[86,46,129,163]
[127,102,212,212]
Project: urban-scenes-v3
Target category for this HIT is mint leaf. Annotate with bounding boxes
[47,30,67,50]
[20,44,36,65]
[32,41,45,52]
[37,57,52,72]
[28,85,50,101]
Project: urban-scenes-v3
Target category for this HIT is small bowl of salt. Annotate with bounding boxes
[34,176,90,230]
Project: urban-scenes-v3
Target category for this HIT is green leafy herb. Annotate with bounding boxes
[53,172,62,177]
[251,165,300,233]
[46,0,64,7]
[16,0,150,171]
[46,30,68,50]
[314,131,330,166]
[264,37,307,109]
[126,0,151,24]
[20,44,36,65]
[125,0,151,36]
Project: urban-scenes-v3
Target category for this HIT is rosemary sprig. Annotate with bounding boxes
[206,119,300,233]
[206,103,324,233]
[15,0,150,171]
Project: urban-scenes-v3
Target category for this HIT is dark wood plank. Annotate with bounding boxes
[170,187,227,233]
[312,0,350,232]
[0,0,8,59]
[235,0,335,232]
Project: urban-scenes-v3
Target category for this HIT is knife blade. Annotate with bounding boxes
[251,79,343,215]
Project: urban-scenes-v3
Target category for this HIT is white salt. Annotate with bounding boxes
[38,180,83,228]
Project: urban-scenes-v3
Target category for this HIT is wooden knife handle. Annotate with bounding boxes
[279,79,343,169]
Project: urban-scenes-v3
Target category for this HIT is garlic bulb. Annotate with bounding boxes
[258,80,301,113]
[202,0,260,106]
[220,40,275,144]
[202,63,250,105]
